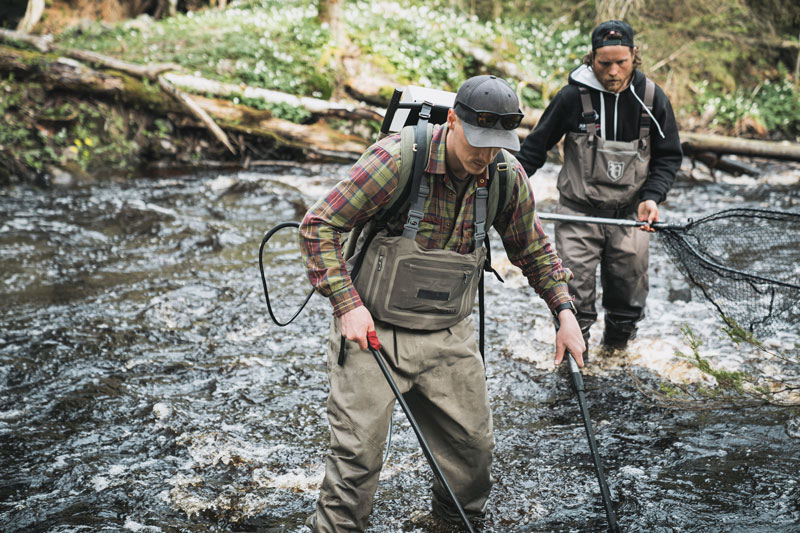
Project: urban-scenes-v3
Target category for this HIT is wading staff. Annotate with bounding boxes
[555,319,620,533]
[366,331,477,533]
[565,352,620,533]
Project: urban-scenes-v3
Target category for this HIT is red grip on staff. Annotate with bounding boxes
[367,330,381,350]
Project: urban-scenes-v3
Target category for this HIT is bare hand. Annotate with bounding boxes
[637,199,658,232]
[554,309,585,368]
[338,306,375,351]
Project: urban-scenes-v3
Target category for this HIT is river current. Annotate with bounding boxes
[1,159,799,532]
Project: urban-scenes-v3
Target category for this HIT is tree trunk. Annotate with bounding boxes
[317,0,344,47]
[472,0,501,21]
[16,0,44,33]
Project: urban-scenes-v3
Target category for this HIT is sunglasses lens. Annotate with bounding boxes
[475,112,499,128]
[500,114,523,130]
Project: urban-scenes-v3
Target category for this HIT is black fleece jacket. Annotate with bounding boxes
[516,66,682,205]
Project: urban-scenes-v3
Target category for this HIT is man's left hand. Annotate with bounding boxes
[554,309,585,368]
[637,199,658,232]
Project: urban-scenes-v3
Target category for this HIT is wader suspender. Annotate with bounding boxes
[579,88,598,142]
[579,78,656,143]
[639,79,655,149]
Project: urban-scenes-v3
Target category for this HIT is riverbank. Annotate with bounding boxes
[1,0,799,184]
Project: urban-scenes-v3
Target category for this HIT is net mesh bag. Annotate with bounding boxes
[658,208,800,335]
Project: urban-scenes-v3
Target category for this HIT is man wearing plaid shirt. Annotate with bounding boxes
[299,75,585,532]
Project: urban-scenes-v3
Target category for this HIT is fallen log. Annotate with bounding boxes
[0,28,52,52]
[690,152,762,177]
[162,72,383,122]
[0,30,376,156]
[681,131,800,162]
[157,75,236,155]
[62,48,181,81]
[0,44,368,162]
[191,94,367,160]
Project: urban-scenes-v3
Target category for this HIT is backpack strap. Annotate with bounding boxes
[639,78,655,139]
[402,103,433,239]
[474,173,489,247]
[341,124,420,263]
[375,122,433,230]
[579,87,597,141]
[485,149,515,232]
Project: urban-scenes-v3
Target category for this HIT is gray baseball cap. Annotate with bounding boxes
[454,75,523,151]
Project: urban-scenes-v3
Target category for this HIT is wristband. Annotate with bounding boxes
[552,300,577,317]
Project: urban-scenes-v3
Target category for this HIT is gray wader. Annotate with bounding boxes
[555,79,655,347]
[311,317,494,532]
[310,143,498,531]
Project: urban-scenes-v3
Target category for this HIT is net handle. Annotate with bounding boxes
[537,212,685,230]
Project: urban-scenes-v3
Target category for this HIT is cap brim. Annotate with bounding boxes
[461,121,520,151]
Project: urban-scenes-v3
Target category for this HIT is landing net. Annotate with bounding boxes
[657,208,800,335]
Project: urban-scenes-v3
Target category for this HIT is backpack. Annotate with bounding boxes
[343,101,517,265]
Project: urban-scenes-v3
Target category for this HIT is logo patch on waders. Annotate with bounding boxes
[607,160,625,182]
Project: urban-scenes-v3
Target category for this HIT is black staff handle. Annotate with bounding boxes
[554,317,620,532]
[565,351,620,532]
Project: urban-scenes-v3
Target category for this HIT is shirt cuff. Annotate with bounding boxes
[639,190,662,204]
[543,283,573,314]
[329,287,363,318]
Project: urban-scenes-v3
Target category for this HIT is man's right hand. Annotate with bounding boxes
[338,306,375,351]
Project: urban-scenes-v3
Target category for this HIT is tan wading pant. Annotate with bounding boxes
[554,202,650,337]
[310,316,495,532]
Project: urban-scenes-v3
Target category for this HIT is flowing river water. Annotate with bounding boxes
[1,158,799,532]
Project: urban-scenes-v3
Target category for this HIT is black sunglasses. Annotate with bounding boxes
[455,102,524,130]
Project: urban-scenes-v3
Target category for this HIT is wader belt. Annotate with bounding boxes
[560,196,636,218]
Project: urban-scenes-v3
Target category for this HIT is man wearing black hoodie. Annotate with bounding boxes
[516,20,682,357]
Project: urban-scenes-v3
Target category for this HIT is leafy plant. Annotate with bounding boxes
[231,94,312,123]
[693,75,800,137]
[664,324,800,406]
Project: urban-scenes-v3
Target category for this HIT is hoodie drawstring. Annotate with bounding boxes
[630,84,665,139]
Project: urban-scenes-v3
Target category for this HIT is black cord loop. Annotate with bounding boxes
[259,221,315,327]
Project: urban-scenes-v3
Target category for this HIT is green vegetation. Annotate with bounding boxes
[1,0,799,180]
[232,94,313,123]
[53,0,799,132]
[695,75,800,137]
[0,74,169,181]
[652,324,800,407]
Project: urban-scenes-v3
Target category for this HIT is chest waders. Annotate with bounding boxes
[558,78,655,215]
[339,103,512,365]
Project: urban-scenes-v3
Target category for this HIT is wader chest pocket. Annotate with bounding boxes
[352,234,484,330]
[559,132,651,208]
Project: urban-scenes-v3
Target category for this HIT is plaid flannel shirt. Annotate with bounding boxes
[298,124,573,317]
